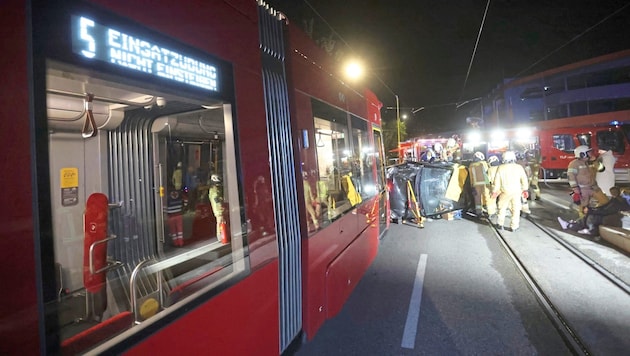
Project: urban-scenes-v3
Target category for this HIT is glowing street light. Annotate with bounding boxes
[341,58,404,160]
[343,60,364,81]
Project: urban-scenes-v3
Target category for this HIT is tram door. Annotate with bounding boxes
[373,128,389,234]
[151,112,226,253]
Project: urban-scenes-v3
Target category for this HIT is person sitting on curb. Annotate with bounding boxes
[557,186,630,236]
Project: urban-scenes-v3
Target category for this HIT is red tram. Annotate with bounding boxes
[0,1,388,354]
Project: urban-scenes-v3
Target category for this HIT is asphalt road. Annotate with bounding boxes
[291,181,630,355]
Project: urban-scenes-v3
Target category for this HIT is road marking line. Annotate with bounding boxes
[401,253,428,349]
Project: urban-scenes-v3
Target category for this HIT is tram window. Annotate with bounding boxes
[45,62,247,351]
[597,130,625,154]
[311,99,362,227]
[373,130,385,194]
[552,134,576,152]
[350,115,377,199]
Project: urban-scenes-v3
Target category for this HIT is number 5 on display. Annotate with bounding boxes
[79,17,96,58]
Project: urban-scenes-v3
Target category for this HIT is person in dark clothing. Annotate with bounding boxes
[557,186,630,236]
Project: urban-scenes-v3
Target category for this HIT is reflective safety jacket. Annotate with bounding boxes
[567,158,597,189]
[468,161,489,186]
[208,184,225,217]
[492,162,528,195]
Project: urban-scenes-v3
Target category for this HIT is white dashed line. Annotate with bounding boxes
[401,253,428,349]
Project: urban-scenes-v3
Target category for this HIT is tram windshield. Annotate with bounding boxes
[46,60,248,351]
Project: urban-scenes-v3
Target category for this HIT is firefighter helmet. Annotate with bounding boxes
[210,174,222,183]
[503,151,516,163]
[487,155,499,166]
[473,151,485,161]
[574,145,591,159]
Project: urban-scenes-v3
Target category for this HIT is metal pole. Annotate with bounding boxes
[396,94,401,162]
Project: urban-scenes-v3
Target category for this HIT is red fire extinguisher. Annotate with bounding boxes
[219,220,230,244]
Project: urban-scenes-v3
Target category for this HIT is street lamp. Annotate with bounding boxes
[342,59,404,161]
[396,95,400,158]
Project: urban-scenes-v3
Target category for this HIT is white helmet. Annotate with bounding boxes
[503,151,516,163]
[487,155,499,165]
[473,151,485,161]
[433,142,443,152]
[447,138,456,148]
[574,145,591,158]
[210,174,221,183]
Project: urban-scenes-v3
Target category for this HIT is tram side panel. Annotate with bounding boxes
[0,1,40,354]
[286,25,382,339]
[24,1,283,355]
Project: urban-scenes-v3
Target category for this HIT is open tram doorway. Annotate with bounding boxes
[151,110,227,254]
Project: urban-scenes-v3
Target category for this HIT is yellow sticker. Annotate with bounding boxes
[60,168,79,188]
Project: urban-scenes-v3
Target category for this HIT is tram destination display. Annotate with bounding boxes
[71,15,219,92]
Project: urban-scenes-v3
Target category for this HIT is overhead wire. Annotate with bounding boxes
[514,1,630,78]
[459,0,492,101]
[303,0,401,102]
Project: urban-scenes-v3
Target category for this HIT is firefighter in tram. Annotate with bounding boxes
[208,174,227,243]
[468,151,491,216]
[491,151,529,232]
[568,146,608,217]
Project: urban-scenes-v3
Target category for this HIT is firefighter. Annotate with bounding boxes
[491,151,529,231]
[445,137,459,162]
[172,161,183,190]
[527,149,542,200]
[568,146,608,217]
[486,155,500,216]
[166,187,184,247]
[208,174,226,241]
[516,152,532,216]
[468,151,490,216]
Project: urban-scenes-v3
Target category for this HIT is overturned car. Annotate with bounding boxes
[387,161,472,224]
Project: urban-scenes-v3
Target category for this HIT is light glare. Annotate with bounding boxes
[344,60,364,80]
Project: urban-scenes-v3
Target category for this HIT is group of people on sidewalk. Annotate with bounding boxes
[557,145,630,237]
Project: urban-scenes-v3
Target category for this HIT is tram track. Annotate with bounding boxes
[487,216,592,356]
[526,216,630,295]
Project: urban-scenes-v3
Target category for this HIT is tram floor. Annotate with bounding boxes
[291,186,630,356]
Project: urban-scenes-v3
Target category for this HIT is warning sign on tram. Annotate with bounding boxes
[60,167,79,206]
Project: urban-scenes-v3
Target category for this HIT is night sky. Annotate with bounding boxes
[265,0,630,135]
